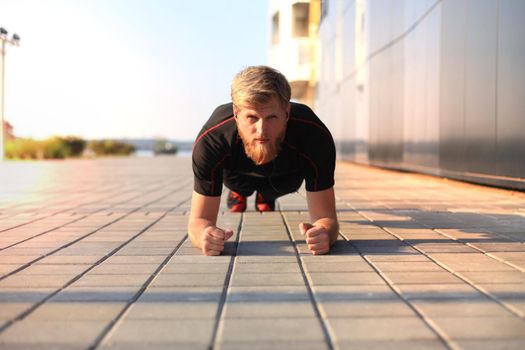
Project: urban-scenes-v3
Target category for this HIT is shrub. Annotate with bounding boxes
[88,140,136,156]
[5,138,41,159]
[62,136,86,157]
[42,136,70,159]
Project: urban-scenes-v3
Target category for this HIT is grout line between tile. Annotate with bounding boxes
[0,183,192,281]
[382,226,525,320]
[211,213,244,350]
[337,230,459,350]
[90,234,189,349]
[0,196,191,335]
[280,211,336,350]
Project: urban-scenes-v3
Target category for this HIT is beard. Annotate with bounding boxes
[238,128,286,166]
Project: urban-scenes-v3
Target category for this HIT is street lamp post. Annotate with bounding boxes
[0,27,20,161]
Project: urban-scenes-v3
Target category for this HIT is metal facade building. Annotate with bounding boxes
[312,0,525,190]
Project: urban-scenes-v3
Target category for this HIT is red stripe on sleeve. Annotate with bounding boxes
[192,117,235,151]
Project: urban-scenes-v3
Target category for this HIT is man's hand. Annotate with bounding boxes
[201,226,234,256]
[299,223,330,255]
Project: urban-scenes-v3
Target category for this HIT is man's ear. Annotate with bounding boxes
[286,103,291,120]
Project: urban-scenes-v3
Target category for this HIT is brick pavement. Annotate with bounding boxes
[0,157,524,349]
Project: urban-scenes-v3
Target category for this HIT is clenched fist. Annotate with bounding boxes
[299,223,330,255]
[201,226,234,256]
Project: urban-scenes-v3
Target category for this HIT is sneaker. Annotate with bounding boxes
[255,192,275,212]
[227,190,247,212]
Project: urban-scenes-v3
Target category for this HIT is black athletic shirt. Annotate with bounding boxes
[192,102,336,197]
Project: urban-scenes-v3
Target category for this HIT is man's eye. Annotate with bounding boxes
[247,116,258,121]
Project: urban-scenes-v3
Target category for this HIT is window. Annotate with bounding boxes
[320,0,328,21]
[293,2,309,37]
[272,12,280,45]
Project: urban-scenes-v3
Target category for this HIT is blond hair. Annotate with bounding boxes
[231,66,291,110]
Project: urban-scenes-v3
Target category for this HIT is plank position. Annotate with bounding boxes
[188,66,339,256]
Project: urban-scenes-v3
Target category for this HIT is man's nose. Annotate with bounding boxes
[255,119,268,136]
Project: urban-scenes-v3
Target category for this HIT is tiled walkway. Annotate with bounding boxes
[0,157,524,349]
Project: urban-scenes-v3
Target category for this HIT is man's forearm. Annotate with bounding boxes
[313,217,339,245]
[188,218,215,249]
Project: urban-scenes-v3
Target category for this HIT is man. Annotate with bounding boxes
[188,66,339,256]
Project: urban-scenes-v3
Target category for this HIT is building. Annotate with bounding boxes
[268,0,320,108]
[3,120,14,141]
[271,0,525,190]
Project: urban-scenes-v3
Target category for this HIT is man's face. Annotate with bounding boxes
[234,96,290,165]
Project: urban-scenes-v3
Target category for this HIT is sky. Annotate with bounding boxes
[0,0,269,141]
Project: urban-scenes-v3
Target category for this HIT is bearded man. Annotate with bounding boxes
[188,66,339,256]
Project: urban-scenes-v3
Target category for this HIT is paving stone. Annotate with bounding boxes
[219,341,329,350]
[396,284,485,300]
[336,340,448,350]
[170,255,233,264]
[431,316,525,339]
[152,273,226,287]
[301,255,364,263]
[330,317,437,341]
[162,263,230,274]
[138,287,223,302]
[0,265,20,275]
[471,243,525,252]
[477,283,525,299]
[38,255,102,264]
[320,299,415,318]
[25,302,125,321]
[50,286,138,302]
[90,264,160,275]
[308,272,385,285]
[101,342,208,350]
[366,254,431,262]
[440,260,517,272]
[0,302,33,320]
[107,319,215,344]
[236,242,296,256]
[0,320,108,345]
[0,287,56,303]
[3,156,525,347]
[0,343,87,349]
[383,271,463,284]
[0,274,74,288]
[234,262,301,274]
[224,300,315,318]
[227,286,309,302]
[313,285,399,301]
[220,318,325,342]
[304,261,375,272]
[127,301,218,320]
[73,274,151,287]
[489,252,525,261]
[460,271,525,284]
[104,255,167,264]
[454,339,525,350]
[17,264,91,275]
[413,243,480,253]
[231,273,305,287]
[412,299,513,317]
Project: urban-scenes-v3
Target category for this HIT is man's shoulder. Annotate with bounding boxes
[290,102,315,118]
[198,103,235,134]
[288,102,331,137]
[211,102,234,119]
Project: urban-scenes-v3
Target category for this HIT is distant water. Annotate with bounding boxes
[134,150,191,157]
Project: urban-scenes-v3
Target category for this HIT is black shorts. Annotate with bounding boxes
[223,169,303,200]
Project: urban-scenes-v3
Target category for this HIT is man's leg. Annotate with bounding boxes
[255,172,304,212]
[223,170,256,212]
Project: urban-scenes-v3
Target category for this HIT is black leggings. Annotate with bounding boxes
[223,169,303,200]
